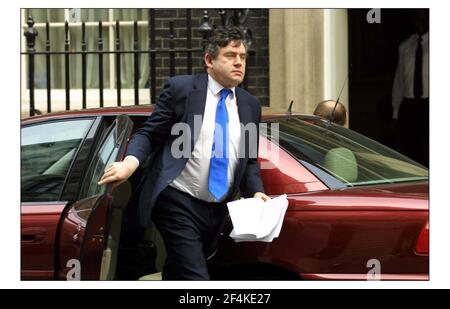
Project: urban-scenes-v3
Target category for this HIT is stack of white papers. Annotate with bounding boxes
[226,194,288,242]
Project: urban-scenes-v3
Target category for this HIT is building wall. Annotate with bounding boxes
[22,9,351,117]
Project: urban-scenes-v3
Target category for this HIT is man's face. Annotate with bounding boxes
[205,40,246,88]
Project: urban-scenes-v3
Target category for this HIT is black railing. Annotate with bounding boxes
[22,9,254,117]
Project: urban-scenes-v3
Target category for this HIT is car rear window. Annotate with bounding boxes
[21,119,94,202]
[263,117,428,187]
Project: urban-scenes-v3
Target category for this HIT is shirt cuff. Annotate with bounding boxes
[124,155,140,167]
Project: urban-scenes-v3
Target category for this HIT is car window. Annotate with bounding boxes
[80,124,120,198]
[263,117,428,187]
[21,119,94,202]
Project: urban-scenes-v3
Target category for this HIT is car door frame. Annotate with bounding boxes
[55,114,134,280]
[20,116,101,280]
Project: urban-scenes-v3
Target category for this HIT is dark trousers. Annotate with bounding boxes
[396,98,429,167]
[151,185,228,280]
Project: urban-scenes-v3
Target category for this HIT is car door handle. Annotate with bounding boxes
[21,227,47,244]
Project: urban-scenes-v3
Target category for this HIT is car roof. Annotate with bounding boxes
[21,104,324,124]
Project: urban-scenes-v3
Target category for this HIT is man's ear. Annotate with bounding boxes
[204,53,213,69]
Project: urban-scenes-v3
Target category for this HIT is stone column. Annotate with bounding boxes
[269,9,348,116]
[269,9,324,114]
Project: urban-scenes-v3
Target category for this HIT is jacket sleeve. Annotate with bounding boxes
[239,100,265,198]
[125,78,175,164]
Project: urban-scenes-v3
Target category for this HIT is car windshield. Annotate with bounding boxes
[263,116,428,187]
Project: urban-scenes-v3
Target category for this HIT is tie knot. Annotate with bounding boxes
[418,35,422,43]
[220,88,232,100]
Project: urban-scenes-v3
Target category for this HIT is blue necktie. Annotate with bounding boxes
[208,88,232,201]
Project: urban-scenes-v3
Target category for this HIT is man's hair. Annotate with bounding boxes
[204,27,248,59]
[313,100,347,126]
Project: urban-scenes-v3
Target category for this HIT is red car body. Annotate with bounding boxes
[21,105,429,280]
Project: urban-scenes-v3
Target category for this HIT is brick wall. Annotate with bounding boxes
[153,9,269,106]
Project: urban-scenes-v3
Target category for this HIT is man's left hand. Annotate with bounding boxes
[254,192,271,202]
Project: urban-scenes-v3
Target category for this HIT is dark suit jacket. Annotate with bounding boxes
[126,73,264,227]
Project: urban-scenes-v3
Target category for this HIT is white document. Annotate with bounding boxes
[227,194,288,242]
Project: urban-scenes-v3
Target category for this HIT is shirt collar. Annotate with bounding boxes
[208,74,236,98]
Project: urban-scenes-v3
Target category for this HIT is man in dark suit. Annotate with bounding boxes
[98,27,269,280]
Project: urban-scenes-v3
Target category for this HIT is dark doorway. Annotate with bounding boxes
[348,9,426,152]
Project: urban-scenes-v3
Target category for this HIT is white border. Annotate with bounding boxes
[4,0,449,289]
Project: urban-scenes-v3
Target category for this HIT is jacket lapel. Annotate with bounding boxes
[186,74,208,147]
[236,87,251,127]
[235,87,252,186]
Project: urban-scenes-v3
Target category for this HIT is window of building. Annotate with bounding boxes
[21,9,151,113]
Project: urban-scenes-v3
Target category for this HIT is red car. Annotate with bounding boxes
[21,105,428,280]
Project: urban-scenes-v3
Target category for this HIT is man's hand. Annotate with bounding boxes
[98,156,139,186]
[254,192,271,202]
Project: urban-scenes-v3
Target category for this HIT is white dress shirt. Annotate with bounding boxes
[392,32,429,119]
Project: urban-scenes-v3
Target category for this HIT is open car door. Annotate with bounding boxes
[56,115,133,280]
